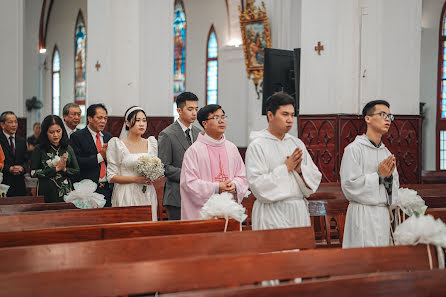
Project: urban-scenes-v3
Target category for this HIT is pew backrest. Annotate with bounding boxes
[0,196,44,205]
[0,202,77,214]
[0,244,438,296]
[0,205,152,232]
[0,218,241,248]
[0,226,315,274]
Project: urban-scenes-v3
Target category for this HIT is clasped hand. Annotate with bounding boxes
[285,147,303,173]
[135,176,152,185]
[219,180,236,194]
[55,153,68,172]
[378,155,396,178]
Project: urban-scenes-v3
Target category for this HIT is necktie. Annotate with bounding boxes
[9,136,15,156]
[185,128,192,146]
[96,133,106,179]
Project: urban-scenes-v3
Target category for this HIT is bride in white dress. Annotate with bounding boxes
[106,106,158,221]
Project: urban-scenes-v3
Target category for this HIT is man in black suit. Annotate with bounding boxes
[0,111,27,197]
[70,104,113,207]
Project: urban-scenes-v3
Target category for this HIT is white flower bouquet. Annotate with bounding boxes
[135,155,164,193]
[64,179,106,209]
[397,188,427,217]
[200,192,247,224]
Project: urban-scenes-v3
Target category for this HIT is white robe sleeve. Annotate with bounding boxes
[294,142,321,197]
[245,141,297,203]
[340,145,386,205]
[106,137,122,182]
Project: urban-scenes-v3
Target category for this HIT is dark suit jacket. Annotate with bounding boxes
[70,127,112,183]
[158,121,201,207]
[0,132,27,197]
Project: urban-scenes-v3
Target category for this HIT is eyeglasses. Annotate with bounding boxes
[368,112,394,121]
[206,115,228,121]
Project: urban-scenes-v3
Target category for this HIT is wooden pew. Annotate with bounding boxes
[426,208,446,222]
[0,219,241,248]
[0,226,314,274]
[0,245,439,296]
[0,202,77,214]
[0,196,44,205]
[0,205,152,232]
[165,269,446,297]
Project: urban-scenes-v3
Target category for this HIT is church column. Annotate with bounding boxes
[87,0,173,117]
[0,0,24,116]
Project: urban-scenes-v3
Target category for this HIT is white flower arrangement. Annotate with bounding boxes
[397,188,427,217]
[394,214,446,248]
[200,192,247,223]
[64,179,106,209]
[135,155,164,193]
[394,214,446,269]
[46,155,61,168]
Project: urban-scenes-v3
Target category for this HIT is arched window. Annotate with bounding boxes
[438,4,446,170]
[206,26,218,105]
[173,0,186,119]
[52,46,61,116]
[74,10,87,125]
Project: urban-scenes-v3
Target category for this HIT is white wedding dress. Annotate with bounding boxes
[107,137,158,221]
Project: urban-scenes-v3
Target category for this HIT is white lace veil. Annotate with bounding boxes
[119,106,145,139]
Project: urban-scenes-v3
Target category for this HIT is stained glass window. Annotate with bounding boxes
[441,131,446,170]
[206,26,218,105]
[52,46,60,116]
[173,0,186,120]
[75,11,87,126]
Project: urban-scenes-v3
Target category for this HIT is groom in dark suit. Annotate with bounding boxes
[158,92,201,220]
[0,111,27,197]
[70,104,113,207]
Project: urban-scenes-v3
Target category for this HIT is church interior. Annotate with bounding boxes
[0,0,445,296]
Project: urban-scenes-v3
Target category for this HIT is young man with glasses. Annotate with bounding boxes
[341,99,399,248]
[180,104,249,220]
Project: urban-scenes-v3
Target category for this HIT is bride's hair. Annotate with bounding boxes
[124,106,147,131]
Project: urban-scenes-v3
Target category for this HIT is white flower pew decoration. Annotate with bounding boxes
[0,173,9,197]
[64,179,106,209]
[394,214,446,269]
[200,192,248,231]
[397,188,427,218]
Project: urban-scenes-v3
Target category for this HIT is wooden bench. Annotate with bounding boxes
[0,244,439,296]
[0,202,77,214]
[0,218,241,248]
[0,226,314,274]
[427,208,446,222]
[165,269,446,297]
[0,205,152,232]
[0,196,44,205]
[422,170,446,184]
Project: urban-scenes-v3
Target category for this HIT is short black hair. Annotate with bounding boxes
[86,104,107,124]
[62,103,80,116]
[176,92,198,109]
[362,100,390,118]
[197,104,224,128]
[0,111,16,123]
[38,115,69,149]
[265,92,295,118]
[33,122,40,128]
[124,106,147,131]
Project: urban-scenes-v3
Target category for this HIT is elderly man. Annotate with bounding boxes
[63,103,81,138]
[0,111,27,197]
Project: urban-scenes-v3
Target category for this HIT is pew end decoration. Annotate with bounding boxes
[0,173,10,197]
[394,214,446,269]
[397,188,427,218]
[64,179,106,209]
[135,155,164,193]
[238,0,272,97]
[200,192,247,231]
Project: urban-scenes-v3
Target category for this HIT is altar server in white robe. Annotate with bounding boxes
[245,92,322,230]
[341,100,399,248]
